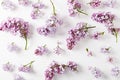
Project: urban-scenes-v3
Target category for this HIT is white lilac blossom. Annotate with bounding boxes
[0,18,30,50]
[45,61,78,80]
[107,56,113,63]
[92,12,115,27]
[14,74,25,80]
[66,22,95,50]
[86,48,93,56]
[91,32,104,40]
[37,15,63,36]
[18,0,31,6]
[1,0,16,10]
[88,0,101,8]
[18,61,34,72]
[7,42,21,52]
[101,47,111,54]
[67,0,88,17]
[108,27,120,43]
[111,67,120,77]
[3,62,15,72]
[89,67,103,78]
[31,2,46,19]
[103,0,116,8]
[54,42,64,55]
[34,45,49,56]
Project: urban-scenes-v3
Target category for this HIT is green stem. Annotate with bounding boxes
[85,26,96,29]
[115,32,118,43]
[24,61,35,67]
[77,9,88,15]
[50,0,56,15]
[24,36,28,50]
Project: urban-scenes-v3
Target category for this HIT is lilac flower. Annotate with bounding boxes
[91,32,104,39]
[0,18,30,50]
[1,0,16,10]
[37,15,63,36]
[49,61,66,74]
[101,47,111,54]
[31,2,46,19]
[107,56,113,63]
[7,42,21,52]
[34,45,48,56]
[14,74,25,80]
[18,0,31,6]
[45,68,54,80]
[111,67,120,77]
[86,48,93,56]
[92,12,115,27]
[18,61,34,72]
[66,22,95,50]
[89,67,103,78]
[89,0,101,8]
[67,61,78,71]
[3,62,15,72]
[54,42,64,55]
[108,27,120,43]
[67,0,88,16]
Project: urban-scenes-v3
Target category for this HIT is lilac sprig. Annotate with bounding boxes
[66,22,96,50]
[34,45,49,56]
[3,62,15,72]
[92,12,115,27]
[111,67,120,77]
[89,67,103,78]
[1,0,16,10]
[101,47,111,54]
[91,32,104,39]
[14,74,25,80]
[18,61,35,72]
[67,0,88,16]
[108,27,120,43]
[45,61,78,80]
[0,18,30,50]
[31,1,46,19]
[37,15,63,36]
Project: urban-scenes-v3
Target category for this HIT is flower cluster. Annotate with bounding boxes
[66,22,95,50]
[111,67,120,77]
[34,45,49,56]
[37,15,63,36]
[18,0,31,6]
[0,18,30,50]
[108,27,120,43]
[3,62,15,72]
[89,0,101,8]
[45,61,78,80]
[7,42,21,52]
[67,0,87,16]
[91,12,115,27]
[1,0,16,10]
[31,2,46,19]
[14,74,25,80]
[89,67,103,78]
[18,61,34,72]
